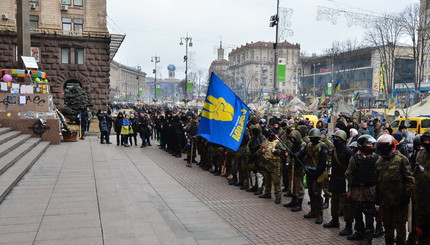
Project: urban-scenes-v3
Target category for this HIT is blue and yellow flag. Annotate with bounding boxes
[388,90,398,109]
[320,92,326,105]
[334,80,341,93]
[198,73,250,151]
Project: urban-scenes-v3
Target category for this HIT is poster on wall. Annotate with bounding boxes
[15,46,40,62]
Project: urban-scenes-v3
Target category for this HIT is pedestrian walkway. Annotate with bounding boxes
[0,136,385,244]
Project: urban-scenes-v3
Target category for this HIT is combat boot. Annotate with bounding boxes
[247,185,257,192]
[323,197,330,209]
[347,231,363,241]
[240,184,249,190]
[283,197,297,208]
[304,211,316,219]
[228,176,237,185]
[275,198,281,204]
[339,222,353,236]
[315,214,323,224]
[291,198,303,212]
[323,216,339,228]
[258,193,271,199]
[373,221,384,238]
[234,181,243,187]
[254,187,263,195]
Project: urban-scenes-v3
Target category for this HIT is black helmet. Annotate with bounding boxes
[421,129,430,151]
[376,134,396,158]
[357,134,376,154]
[413,135,423,150]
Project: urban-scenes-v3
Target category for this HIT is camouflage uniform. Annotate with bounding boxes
[184,118,199,165]
[283,130,307,211]
[321,137,334,205]
[302,140,328,222]
[376,151,414,245]
[260,138,285,202]
[236,129,250,188]
[413,141,430,244]
[345,153,378,244]
[248,125,266,194]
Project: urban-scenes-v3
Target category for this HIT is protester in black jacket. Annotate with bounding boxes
[114,112,124,146]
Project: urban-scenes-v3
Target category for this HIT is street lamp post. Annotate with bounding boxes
[151,55,160,101]
[180,34,193,100]
[312,63,320,98]
[269,0,280,99]
[136,65,141,101]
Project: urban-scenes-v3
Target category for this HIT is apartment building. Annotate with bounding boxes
[0,0,124,109]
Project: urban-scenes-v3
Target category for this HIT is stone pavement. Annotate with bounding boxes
[0,136,385,245]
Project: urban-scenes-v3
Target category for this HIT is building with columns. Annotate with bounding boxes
[0,0,124,109]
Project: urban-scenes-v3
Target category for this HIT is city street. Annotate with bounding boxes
[0,136,386,245]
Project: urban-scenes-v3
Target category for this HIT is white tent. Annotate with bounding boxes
[404,95,430,117]
[285,97,308,112]
[332,100,356,115]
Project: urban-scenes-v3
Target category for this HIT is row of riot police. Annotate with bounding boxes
[165,112,430,245]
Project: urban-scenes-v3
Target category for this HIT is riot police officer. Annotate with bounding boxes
[324,130,355,237]
[346,135,378,245]
[413,129,430,244]
[301,128,328,224]
[375,134,414,245]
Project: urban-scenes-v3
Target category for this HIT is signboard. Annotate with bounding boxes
[277,58,286,82]
[21,56,38,69]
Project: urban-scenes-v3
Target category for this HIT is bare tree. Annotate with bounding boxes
[365,13,404,95]
[400,3,429,98]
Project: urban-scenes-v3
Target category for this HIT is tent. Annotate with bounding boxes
[332,100,356,115]
[308,98,320,111]
[403,95,430,117]
[284,97,308,112]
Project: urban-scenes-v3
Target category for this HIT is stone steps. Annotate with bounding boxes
[0,124,50,204]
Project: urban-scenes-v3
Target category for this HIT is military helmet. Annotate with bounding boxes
[308,128,322,138]
[333,130,347,141]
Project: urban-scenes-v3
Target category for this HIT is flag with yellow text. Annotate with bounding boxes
[198,73,250,151]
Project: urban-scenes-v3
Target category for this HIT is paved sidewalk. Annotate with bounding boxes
[0,137,248,245]
[0,136,385,245]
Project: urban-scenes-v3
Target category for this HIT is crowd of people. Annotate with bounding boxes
[91,105,429,245]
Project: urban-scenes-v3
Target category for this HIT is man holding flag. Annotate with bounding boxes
[198,73,250,152]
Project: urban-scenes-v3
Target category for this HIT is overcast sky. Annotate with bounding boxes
[107,0,417,80]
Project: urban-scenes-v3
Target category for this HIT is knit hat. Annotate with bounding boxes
[392,132,403,142]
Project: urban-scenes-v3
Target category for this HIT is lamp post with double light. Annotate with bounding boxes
[180,34,192,100]
[151,55,160,101]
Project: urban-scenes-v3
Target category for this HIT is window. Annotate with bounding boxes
[61,48,71,64]
[30,0,38,2]
[62,18,72,31]
[30,15,39,29]
[62,0,71,5]
[73,18,83,32]
[75,48,84,64]
[74,0,83,6]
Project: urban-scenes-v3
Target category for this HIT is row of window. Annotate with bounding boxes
[30,0,83,7]
[61,48,84,65]
[29,16,84,33]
